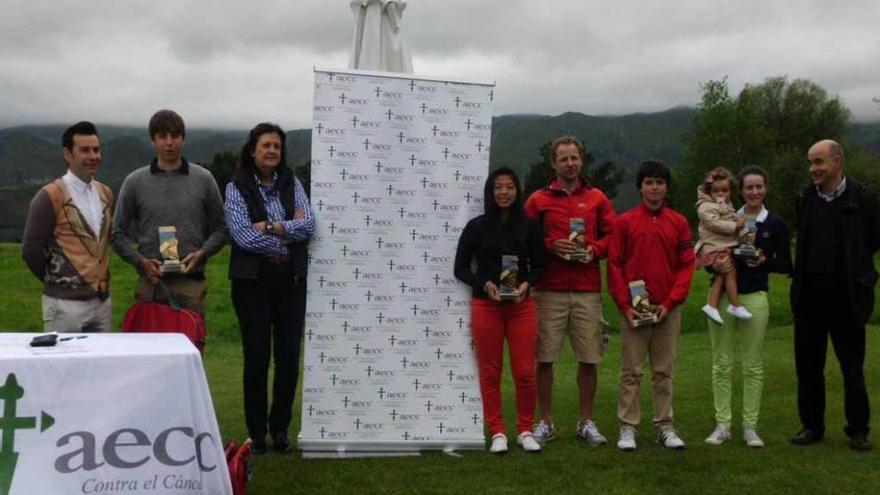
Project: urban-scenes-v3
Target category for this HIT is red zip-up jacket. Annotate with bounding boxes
[524,177,616,292]
[607,203,695,312]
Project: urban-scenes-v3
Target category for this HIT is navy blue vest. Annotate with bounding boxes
[228,166,308,280]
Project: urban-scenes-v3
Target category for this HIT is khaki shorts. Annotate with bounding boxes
[535,290,603,364]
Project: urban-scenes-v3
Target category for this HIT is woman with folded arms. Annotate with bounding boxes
[224,122,315,454]
[454,167,546,454]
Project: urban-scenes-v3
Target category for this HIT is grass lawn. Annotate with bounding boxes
[2,243,879,494]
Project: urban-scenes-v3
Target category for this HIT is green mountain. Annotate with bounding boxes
[0,130,61,186]
[488,107,695,207]
[0,110,877,241]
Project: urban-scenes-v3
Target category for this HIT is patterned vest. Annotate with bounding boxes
[43,178,113,299]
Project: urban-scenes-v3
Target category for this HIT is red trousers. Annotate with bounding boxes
[471,297,537,435]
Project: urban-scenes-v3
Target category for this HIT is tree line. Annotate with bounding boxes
[676,76,880,228]
[512,76,878,230]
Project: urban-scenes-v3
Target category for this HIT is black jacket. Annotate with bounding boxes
[228,166,308,280]
[790,180,880,324]
[454,213,546,299]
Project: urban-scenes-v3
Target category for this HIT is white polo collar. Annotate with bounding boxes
[737,205,768,222]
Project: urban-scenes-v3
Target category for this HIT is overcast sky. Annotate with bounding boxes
[2,0,878,130]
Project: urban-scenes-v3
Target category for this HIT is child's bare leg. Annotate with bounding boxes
[724,267,740,306]
[708,273,724,308]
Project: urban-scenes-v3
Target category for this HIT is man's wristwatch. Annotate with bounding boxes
[266,222,275,234]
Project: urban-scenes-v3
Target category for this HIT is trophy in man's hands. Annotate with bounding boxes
[629,280,659,327]
[158,226,184,274]
[499,255,520,302]
[733,218,760,263]
[565,218,592,262]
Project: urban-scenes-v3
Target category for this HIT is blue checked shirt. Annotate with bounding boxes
[224,173,315,256]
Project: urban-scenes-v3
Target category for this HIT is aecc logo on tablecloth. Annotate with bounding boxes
[0,373,220,494]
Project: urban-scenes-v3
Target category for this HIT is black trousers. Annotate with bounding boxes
[232,271,305,440]
[794,278,870,436]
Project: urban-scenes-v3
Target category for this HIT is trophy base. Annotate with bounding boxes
[499,289,519,302]
[733,246,759,262]
[632,313,658,328]
[160,261,184,274]
[564,251,593,263]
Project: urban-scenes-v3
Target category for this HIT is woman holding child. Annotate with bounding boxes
[702,165,792,448]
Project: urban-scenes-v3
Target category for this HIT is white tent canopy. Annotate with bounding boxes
[348,0,413,73]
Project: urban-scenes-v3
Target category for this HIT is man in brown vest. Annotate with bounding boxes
[22,121,113,332]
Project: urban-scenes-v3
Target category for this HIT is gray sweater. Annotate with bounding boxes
[111,160,227,276]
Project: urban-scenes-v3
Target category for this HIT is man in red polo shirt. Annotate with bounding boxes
[524,136,617,445]
[607,160,695,451]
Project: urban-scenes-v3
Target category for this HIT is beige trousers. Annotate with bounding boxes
[617,306,681,428]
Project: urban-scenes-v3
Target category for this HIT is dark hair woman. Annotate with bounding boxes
[703,164,791,449]
[454,167,546,454]
[224,122,315,454]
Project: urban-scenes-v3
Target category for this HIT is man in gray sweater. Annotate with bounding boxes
[111,109,227,314]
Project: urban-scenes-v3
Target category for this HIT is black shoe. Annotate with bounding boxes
[849,433,873,451]
[791,428,823,445]
[273,433,293,454]
[251,437,268,455]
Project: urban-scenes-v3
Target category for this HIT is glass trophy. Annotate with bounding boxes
[628,280,658,327]
[733,218,759,262]
[498,255,520,302]
[565,218,592,262]
[158,226,184,274]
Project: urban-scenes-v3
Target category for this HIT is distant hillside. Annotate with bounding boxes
[0,130,60,186]
[0,125,315,191]
[488,107,695,207]
[1,110,877,241]
[848,121,880,155]
[0,108,695,202]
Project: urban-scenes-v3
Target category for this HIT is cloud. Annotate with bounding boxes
[1,0,878,129]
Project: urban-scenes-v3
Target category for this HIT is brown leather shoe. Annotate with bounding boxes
[790,428,823,445]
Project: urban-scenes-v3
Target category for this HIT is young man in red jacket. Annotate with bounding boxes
[524,136,617,445]
[606,160,695,451]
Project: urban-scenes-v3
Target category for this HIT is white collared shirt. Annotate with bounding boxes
[817,176,847,202]
[737,205,769,223]
[62,170,103,236]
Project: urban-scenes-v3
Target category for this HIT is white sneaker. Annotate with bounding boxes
[704,424,731,445]
[702,304,724,325]
[743,427,765,448]
[726,304,753,320]
[489,433,508,454]
[657,426,686,450]
[532,419,556,444]
[517,432,541,453]
[576,419,608,446]
[617,425,637,451]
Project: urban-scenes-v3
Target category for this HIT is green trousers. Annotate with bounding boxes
[708,292,769,429]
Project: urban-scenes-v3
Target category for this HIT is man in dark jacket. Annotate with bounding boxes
[790,139,880,451]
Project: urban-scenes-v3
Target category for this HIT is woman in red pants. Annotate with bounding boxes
[454,167,547,454]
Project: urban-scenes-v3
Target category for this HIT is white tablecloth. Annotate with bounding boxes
[0,333,232,495]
